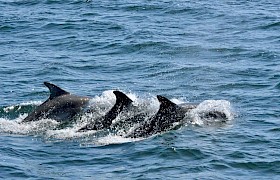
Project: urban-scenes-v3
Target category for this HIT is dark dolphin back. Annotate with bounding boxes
[127,95,183,138]
[22,82,73,123]
[78,91,133,131]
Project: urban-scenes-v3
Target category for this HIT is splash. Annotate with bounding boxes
[0,117,59,135]
[185,100,234,126]
[0,91,234,145]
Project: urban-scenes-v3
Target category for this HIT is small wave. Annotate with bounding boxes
[1,101,41,114]
[0,25,16,31]
[0,101,42,120]
[259,21,280,30]
[3,101,42,112]
[275,82,280,89]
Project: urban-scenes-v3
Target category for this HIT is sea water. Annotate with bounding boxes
[0,0,279,179]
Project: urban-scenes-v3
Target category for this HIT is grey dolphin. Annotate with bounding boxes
[21,82,90,123]
[77,90,133,132]
[126,95,195,138]
[127,95,228,138]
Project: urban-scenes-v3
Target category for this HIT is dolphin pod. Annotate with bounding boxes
[21,82,228,138]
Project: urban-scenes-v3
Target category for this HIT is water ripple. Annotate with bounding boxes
[1,0,280,179]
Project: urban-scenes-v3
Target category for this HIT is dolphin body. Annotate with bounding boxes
[126,95,227,138]
[77,91,133,132]
[126,95,196,138]
[21,82,90,123]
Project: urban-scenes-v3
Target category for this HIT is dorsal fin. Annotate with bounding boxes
[77,91,133,131]
[157,95,179,111]
[44,82,69,100]
[113,90,133,106]
[98,91,132,129]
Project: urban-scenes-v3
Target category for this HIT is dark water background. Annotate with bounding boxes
[1,0,280,179]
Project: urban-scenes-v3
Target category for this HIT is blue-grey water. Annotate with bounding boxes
[1,0,280,179]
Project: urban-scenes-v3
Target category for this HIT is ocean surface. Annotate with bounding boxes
[1,0,279,179]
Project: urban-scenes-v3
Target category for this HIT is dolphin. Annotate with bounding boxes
[126,95,196,138]
[21,82,90,123]
[126,95,228,138]
[77,90,133,132]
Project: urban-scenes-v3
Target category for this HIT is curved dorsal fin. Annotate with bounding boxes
[99,91,133,129]
[77,91,133,131]
[44,82,69,100]
[157,95,178,112]
[113,90,133,106]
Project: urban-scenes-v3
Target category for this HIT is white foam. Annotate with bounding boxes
[92,134,141,146]
[186,100,234,125]
[18,101,42,106]
[171,98,188,104]
[45,127,96,140]
[0,117,58,135]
